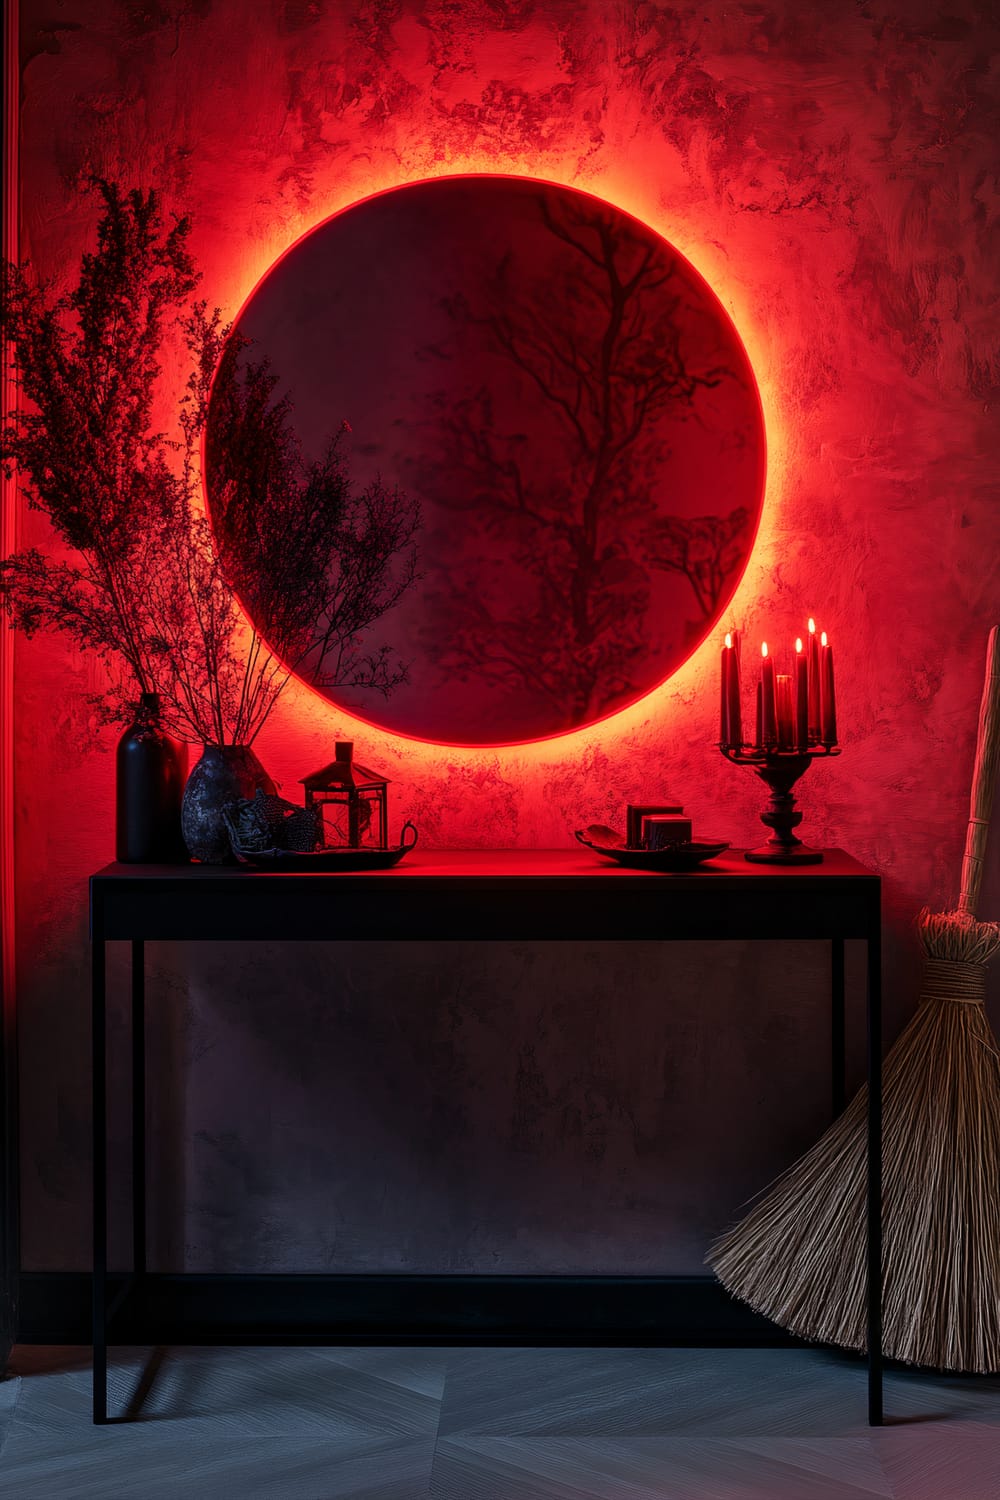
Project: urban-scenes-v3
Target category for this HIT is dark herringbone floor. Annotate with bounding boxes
[1,1345,999,1498]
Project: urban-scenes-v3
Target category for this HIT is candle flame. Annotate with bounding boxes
[821,631,828,647]
[724,632,732,649]
[761,641,768,658]
[808,618,816,634]
[795,637,803,653]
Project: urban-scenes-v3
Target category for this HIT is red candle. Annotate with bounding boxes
[806,617,821,742]
[755,680,763,748]
[776,673,793,749]
[720,638,728,744]
[794,637,809,749]
[721,632,742,747]
[760,642,777,745]
[820,631,837,744]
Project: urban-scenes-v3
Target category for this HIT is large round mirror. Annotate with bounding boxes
[206,175,765,744]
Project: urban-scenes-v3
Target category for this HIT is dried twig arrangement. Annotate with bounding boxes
[1,181,419,746]
[709,626,1000,1372]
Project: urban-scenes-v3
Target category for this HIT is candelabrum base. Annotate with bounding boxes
[720,744,840,866]
[744,842,824,865]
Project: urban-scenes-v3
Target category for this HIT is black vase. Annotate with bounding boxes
[181,744,277,864]
[116,693,189,863]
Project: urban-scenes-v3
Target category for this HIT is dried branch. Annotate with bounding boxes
[1,179,421,746]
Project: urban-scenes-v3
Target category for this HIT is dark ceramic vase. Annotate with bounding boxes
[181,744,277,864]
[116,693,189,863]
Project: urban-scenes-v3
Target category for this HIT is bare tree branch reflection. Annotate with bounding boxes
[418,192,737,725]
[205,320,420,697]
[644,506,754,623]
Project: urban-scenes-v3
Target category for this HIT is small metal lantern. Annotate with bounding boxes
[300,742,389,850]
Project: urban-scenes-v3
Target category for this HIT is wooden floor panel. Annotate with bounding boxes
[1,1345,999,1498]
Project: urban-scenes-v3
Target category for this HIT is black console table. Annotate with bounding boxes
[90,849,882,1425]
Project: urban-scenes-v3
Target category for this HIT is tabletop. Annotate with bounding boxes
[91,848,876,882]
[90,849,880,942]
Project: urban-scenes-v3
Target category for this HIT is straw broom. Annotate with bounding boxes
[708,625,1000,1372]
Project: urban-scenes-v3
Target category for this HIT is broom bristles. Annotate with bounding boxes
[708,962,1000,1372]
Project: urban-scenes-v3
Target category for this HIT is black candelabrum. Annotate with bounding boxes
[720,741,840,865]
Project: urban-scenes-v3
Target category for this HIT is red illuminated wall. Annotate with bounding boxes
[12,1,1000,1276]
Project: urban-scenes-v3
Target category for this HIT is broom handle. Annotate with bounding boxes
[958,625,1000,916]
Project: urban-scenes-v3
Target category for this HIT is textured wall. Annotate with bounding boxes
[14,0,1000,1275]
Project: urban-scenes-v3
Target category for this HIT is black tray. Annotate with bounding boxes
[233,823,418,871]
[574,825,729,871]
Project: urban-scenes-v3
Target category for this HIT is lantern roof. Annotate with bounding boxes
[300,741,389,792]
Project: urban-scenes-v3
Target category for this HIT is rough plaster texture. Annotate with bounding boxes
[12,0,1000,1274]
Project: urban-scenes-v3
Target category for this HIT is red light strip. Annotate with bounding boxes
[1,0,20,1300]
[2,1,19,995]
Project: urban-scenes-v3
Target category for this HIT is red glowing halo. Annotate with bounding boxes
[206,173,766,749]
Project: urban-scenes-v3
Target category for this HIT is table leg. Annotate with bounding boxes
[91,935,107,1425]
[866,923,883,1426]
[831,937,846,1118]
[132,941,146,1277]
